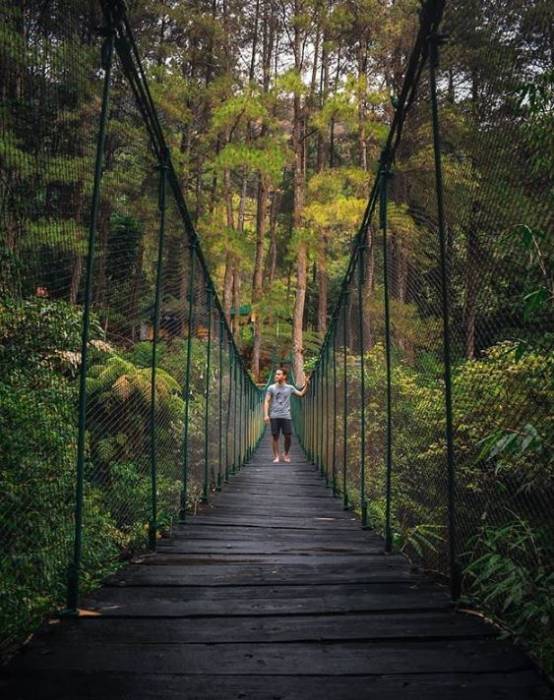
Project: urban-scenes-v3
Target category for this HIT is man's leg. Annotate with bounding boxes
[270,419,280,462]
[283,420,292,462]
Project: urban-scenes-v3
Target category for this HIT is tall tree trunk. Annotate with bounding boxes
[329,45,341,167]
[291,0,307,383]
[317,234,328,335]
[362,227,375,350]
[129,238,145,342]
[464,71,480,359]
[251,176,269,379]
[232,266,241,336]
[223,253,234,326]
[464,223,479,359]
[357,40,368,171]
[265,192,279,286]
[222,165,235,326]
[69,255,82,305]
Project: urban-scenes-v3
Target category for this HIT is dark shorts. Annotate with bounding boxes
[270,418,292,437]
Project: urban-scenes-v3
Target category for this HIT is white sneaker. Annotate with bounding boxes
[272,457,280,463]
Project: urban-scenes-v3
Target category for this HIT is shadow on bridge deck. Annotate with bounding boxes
[1,434,551,699]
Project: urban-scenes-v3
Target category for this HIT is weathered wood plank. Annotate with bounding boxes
[25,611,495,645]
[3,670,550,700]
[185,514,361,529]
[166,525,383,544]
[153,540,388,554]
[10,639,532,676]
[104,561,414,586]
[83,582,451,616]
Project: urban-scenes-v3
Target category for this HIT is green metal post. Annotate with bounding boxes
[66,30,114,614]
[225,348,233,481]
[238,368,244,468]
[148,147,168,551]
[245,382,250,461]
[310,377,314,462]
[357,247,369,528]
[319,357,325,478]
[315,371,321,470]
[342,300,349,510]
[324,347,330,486]
[429,32,460,600]
[249,385,252,457]
[332,330,338,496]
[232,355,238,474]
[304,384,308,462]
[202,285,213,503]
[217,319,224,490]
[180,241,196,521]
[380,158,394,552]
[248,383,255,461]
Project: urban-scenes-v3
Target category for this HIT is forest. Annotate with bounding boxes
[1,0,553,676]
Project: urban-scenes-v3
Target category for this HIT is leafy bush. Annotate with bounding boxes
[339,337,553,669]
[463,517,554,673]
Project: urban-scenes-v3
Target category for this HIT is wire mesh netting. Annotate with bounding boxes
[0,0,264,651]
[294,0,553,664]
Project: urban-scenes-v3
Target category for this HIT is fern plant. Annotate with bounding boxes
[463,516,554,673]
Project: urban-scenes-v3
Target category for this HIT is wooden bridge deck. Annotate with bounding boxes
[2,433,551,699]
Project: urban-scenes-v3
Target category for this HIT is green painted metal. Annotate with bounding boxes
[380,157,394,553]
[429,31,460,600]
[179,242,196,521]
[217,320,224,491]
[332,331,338,496]
[317,355,325,477]
[356,244,368,529]
[202,285,213,503]
[232,353,238,474]
[148,147,169,551]
[225,350,233,482]
[238,369,244,468]
[325,345,331,487]
[66,29,115,614]
[342,301,349,510]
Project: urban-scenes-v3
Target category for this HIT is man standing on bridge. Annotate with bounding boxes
[264,368,309,463]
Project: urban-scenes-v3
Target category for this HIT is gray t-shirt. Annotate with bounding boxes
[266,383,299,419]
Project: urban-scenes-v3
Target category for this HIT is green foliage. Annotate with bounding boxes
[0,298,114,648]
[0,299,186,650]
[213,141,289,184]
[463,517,554,673]
[333,336,552,670]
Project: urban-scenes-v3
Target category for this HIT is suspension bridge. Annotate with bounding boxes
[2,434,550,698]
[1,0,552,697]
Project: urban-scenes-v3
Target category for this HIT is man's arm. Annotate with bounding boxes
[263,392,271,423]
[293,377,310,397]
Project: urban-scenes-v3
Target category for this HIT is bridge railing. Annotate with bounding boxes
[293,0,553,665]
[0,0,264,651]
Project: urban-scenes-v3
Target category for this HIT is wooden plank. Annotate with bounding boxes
[83,582,451,616]
[3,670,550,700]
[9,639,532,676]
[216,489,334,500]
[28,611,495,645]
[153,540,388,555]
[166,525,383,544]
[105,563,414,587]
[201,504,354,518]
[186,514,362,530]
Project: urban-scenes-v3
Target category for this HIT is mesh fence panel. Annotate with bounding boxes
[0,0,263,651]
[294,0,553,667]
[1,0,102,651]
